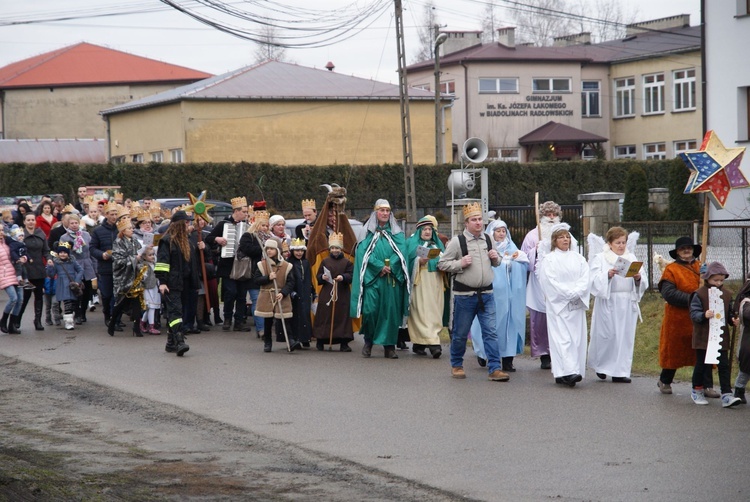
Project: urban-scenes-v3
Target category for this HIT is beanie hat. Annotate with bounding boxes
[701,261,729,280]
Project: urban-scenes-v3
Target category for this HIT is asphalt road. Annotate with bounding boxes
[1,315,748,501]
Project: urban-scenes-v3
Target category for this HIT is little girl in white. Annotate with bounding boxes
[139,245,161,335]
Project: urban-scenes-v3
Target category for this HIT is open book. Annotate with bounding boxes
[613,256,642,278]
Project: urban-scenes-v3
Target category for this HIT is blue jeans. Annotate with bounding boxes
[3,285,22,316]
[451,292,501,373]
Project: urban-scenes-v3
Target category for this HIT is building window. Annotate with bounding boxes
[131,153,143,163]
[111,156,125,165]
[741,86,750,142]
[581,81,600,117]
[581,147,598,160]
[150,151,163,162]
[488,147,519,162]
[738,0,750,15]
[170,149,183,163]
[440,81,456,95]
[532,77,571,93]
[644,143,666,160]
[478,77,518,94]
[673,140,698,156]
[614,145,636,159]
[673,69,696,111]
[614,77,635,117]
[643,73,665,114]
[413,83,430,91]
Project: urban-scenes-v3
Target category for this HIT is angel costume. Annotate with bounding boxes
[470,220,528,362]
[587,233,647,379]
[538,226,590,380]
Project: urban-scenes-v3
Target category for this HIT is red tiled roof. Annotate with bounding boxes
[0,42,212,89]
[518,121,608,145]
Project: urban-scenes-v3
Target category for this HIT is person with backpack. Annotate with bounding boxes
[438,203,509,382]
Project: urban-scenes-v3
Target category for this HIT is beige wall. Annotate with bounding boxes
[409,61,610,161]
[608,50,702,159]
[2,84,187,140]
[107,99,451,165]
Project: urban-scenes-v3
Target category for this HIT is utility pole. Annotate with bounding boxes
[434,27,447,165]
[395,0,416,223]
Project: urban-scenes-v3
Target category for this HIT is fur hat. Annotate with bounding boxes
[702,261,729,280]
[668,236,702,260]
[264,239,278,250]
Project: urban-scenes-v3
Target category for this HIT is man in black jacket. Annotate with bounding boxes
[90,202,120,328]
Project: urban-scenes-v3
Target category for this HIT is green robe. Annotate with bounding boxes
[350,223,409,346]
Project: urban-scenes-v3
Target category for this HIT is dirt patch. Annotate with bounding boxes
[0,356,472,501]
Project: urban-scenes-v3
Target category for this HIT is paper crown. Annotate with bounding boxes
[104,201,119,213]
[231,196,247,209]
[290,238,306,250]
[329,232,344,249]
[132,208,151,222]
[254,211,270,224]
[62,204,76,215]
[56,241,72,252]
[116,218,132,231]
[301,199,316,211]
[83,195,95,205]
[281,240,290,252]
[113,191,123,203]
[116,205,130,220]
[463,202,482,220]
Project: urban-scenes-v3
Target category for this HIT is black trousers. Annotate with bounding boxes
[221,277,248,322]
[164,288,190,333]
[693,349,731,394]
[19,278,44,320]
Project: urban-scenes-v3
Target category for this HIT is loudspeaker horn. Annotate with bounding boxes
[461,137,488,163]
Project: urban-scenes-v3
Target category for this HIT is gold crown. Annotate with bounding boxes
[57,241,72,250]
[231,196,247,209]
[281,240,290,252]
[329,232,344,249]
[104,201,119,213]
[83,195,95,205]
[463,202,482,220]
[132,207,150,222]
[113,191,123,203]
[116,205,130,220]
[116,218,132,232]
[301,198,316,210]
[62,204,76,214]
[290,238,306,250]
[254,211,269,224]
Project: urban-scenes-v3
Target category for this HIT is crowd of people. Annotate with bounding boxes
[1,191,749,406]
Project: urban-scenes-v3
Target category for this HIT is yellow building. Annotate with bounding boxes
[102,61,450,166]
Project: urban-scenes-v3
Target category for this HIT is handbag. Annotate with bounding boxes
[60,263,83,297]
[229,251,253,280]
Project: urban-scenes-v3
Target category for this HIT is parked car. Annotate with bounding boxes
[284,217,366,242]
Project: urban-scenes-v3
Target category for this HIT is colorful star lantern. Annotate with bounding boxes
[185,190,215,224]
[680,130,748,208]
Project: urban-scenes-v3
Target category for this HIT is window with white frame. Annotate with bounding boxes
[673,69,696,111]
[131,153,143,163]
[643,73,665,114]
[644,143,666,160]
[581,147,598,160]
[532,77,571,93]
[478,77,518,93]
[150,151,163,162]
[440,81,456,95]
[581,81,600,117]
[614,145,636,159]
[673,140,698,156]
[488,147,519,162]
[170,149,183,163]
[614,77,635,117]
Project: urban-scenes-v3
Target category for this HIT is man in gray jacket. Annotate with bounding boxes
[438,202,509,382]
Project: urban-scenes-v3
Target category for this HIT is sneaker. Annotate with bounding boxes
[488,369,510,382]
[691,389,709,405]
[704,388,720,399]
[721,393,742,408]
[451,367,466,379]
[657,380,672,395]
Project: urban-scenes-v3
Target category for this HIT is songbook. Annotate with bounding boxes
[613,256,643,278]
[416,246,441,259]
[323,265,334,284]
[142,232,154,247]
[705,287,725,364]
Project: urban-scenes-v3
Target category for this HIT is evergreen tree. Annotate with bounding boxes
[667,159,701,220]
[623,164,649,221]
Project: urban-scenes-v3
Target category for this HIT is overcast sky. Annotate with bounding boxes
[0,0,701,84]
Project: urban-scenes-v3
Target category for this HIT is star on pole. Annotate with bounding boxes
[680,130,748,208]
[185,190,215,223]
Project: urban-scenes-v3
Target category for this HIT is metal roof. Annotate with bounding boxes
[518,121,608,145]
[0,138,107,163]
[0,42,212,89]
[101,60,438,116]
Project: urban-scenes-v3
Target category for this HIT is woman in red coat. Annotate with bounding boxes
[35,201,57,239]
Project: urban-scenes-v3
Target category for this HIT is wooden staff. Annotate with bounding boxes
[700,196,709,263]
[196,227,211,312]
[535,192,541,240]
[328,281,337,351]
[258,234,292,352]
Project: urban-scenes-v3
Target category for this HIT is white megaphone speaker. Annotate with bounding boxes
[461,137,488,165]
[447,171,476,199]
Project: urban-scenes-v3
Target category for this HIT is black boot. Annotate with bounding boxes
[34,302,44,331]
[384,345,398,359]
[502,356,516,372]
[735,387,747,404]
[540,354,551,370]
[263,332,272,352]
[174,332,189,356]
[165,331,177,353]
[0,312,8,333]
[132,320,143,337]
[429,345,442,359]
[361,339,373,358]
[288,338,301,352]
[412,344,427,356]
[8,315,21,334]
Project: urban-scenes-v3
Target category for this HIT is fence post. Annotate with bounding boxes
[647,222,654,290]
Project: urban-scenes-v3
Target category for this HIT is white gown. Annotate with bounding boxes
[538,248,590,378]
[587,251,647,378]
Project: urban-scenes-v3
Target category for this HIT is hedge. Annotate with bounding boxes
[0,158,689,215]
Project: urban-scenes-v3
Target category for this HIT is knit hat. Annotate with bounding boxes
[701,261,729,280]
[9,225,23,241]
[269,214,285,228]
[668,236,702,260]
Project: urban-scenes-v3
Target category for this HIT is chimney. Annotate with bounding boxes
[553,32,591,47]
[496,27,515,48]
[441,30,483,56]
[626,14,690,36]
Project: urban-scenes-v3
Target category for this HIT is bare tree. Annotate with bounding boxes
[411,1,439,63]
[481,1,500,43]
[509,0,575,46]
[253,25,288,64]
[568,0,639,43]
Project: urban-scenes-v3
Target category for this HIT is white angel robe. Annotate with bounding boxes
[587,251,647,378]
[538,248,590,378]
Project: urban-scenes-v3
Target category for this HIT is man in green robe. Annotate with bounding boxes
[350,199,410,359]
